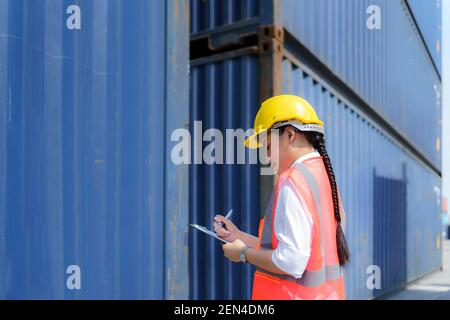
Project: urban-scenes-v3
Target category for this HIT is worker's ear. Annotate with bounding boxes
[286,127,296,144]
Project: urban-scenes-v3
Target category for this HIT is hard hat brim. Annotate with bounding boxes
[244,120,324,149]
[244,133,263,149]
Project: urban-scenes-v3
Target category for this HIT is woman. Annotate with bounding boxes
[214,95,349,300]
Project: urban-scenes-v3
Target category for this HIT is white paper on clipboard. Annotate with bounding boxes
[189,224,229,243]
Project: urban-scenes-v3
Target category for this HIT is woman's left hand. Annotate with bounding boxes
[222,239,247,263]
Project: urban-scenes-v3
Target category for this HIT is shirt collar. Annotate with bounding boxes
[291,150,321,167]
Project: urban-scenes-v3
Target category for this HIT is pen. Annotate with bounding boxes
[218,209,233,229]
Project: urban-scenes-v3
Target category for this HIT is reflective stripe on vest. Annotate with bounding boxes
[256,264,343,287]
[256,162,343,287]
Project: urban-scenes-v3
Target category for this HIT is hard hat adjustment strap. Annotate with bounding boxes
[272,120,325,135]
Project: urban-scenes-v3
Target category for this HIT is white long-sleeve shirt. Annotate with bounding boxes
[271,151,321,279]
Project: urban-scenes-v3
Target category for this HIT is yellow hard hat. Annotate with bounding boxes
[244,94,324,149]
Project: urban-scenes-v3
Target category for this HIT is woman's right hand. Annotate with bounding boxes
[213,215,241,243]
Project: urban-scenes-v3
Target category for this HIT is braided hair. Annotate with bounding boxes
[276,126,350,266]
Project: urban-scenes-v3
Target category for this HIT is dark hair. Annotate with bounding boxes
[277,125,350,266]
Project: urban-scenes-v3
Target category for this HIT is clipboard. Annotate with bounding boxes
[189,224,229,244]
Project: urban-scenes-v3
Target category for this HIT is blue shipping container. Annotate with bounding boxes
[407,0,442,74]
[282,0,441,170]
[189,0,442,300]
[189,55,261,299]
[190,0,442,170]
[0,0,190,299]
[189,51,442,300]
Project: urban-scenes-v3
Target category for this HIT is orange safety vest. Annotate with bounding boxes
[252,156,346,300]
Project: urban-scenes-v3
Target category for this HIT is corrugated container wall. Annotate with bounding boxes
[190,0,442,300]
[190,56,261,299]
[0,0,190,299]
[190,0,260,34]
[282,0,441,170]
[407,0,442,74]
